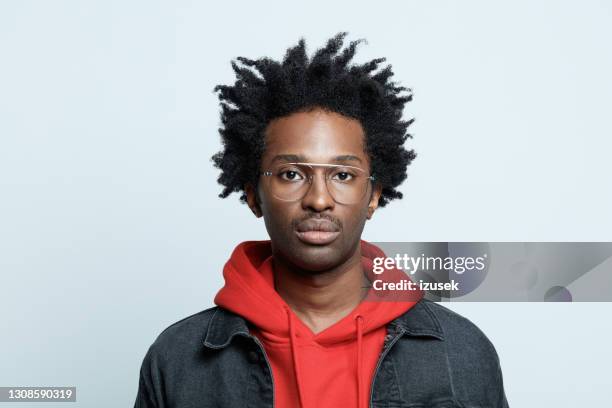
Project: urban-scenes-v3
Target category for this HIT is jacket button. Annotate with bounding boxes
[248,350,260,363]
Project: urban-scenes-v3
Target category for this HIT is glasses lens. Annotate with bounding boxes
[326,166,369,204]
[267,164,310,201]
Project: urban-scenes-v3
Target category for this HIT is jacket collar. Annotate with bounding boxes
[387,299,445,340]
[203,298,444,349]
[203,307,250,349]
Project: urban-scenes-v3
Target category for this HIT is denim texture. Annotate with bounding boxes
[135,298,509,407]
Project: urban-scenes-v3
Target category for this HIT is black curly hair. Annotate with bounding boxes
[211,31,416,208]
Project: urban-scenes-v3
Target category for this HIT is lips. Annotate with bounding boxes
[295,218,341,245]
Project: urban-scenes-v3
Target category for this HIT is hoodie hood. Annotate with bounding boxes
[214,240,423,408]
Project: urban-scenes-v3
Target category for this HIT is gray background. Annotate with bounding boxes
[1,0,611,406]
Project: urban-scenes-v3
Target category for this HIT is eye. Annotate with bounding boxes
[279,169,305,181]
[331,170,355,182]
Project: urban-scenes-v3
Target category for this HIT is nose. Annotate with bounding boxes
[300,171,335,212]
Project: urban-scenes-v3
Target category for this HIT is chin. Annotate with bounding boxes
[289,245,345,274]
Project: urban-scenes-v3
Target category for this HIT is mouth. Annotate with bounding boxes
[294,219,341,246]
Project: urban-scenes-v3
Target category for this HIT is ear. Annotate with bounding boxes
[245,183,263,218]
[366,183,383,220]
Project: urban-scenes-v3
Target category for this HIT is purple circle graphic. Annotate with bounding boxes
[544,286,572,302]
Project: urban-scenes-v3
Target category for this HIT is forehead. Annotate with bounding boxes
[262,109,367,164]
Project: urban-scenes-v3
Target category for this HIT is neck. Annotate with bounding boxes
[272,243,369,334]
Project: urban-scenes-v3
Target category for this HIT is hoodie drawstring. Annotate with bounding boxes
[355,314,365,408]
[285,305,307,408]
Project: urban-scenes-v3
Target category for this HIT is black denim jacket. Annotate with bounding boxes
[135,298,509,407]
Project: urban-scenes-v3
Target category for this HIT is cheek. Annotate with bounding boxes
[346,208,368,233]
[260,198,296,236]
[341,204,370,239]
[349,197,371,224]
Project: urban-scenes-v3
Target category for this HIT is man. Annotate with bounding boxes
[134,32,509,408]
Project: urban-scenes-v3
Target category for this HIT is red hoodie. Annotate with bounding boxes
[214,240,422,408]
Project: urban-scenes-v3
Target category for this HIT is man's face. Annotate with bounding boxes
[245,108,382,273]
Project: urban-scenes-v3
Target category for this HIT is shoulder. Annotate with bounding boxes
[420,299,499,355]
[136,307,229,405]
[397,298,503,378]
[143,306,218,365]
[420,299,507,402]
[396,299,508,406]
[416,299,501,365]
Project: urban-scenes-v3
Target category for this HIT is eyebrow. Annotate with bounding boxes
[271,154,363,164]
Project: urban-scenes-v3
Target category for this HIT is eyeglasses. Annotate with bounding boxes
[260,162,376,205]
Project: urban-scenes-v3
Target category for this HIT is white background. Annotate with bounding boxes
[1,1,611,406]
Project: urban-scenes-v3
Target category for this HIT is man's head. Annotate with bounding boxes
[212,32,416,273]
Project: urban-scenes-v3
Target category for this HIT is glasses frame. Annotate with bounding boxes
[260,162,377,204]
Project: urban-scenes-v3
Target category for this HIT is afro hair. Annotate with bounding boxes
[211,31,416,207]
